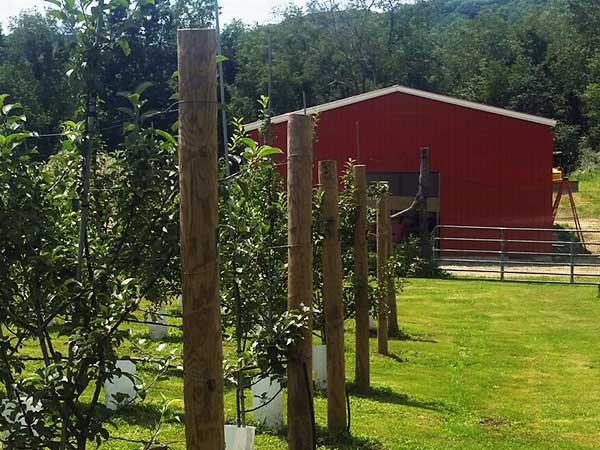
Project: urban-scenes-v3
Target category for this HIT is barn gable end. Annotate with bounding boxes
[246,86,555,235]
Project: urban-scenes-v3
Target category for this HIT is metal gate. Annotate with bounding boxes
[432,225,600,285]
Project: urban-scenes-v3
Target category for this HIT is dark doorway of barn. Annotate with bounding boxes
[367,171,440,242]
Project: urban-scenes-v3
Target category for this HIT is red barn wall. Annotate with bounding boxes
[253,91,554,249]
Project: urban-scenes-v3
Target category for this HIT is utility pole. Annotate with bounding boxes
[76,0,104,281]
[353,165,370,393]
[267,33,273,145]
[287,114,314,450]
[214,0,230,176]
[177,28,224,450]
[377,192,390,356]
[319,160,347,434]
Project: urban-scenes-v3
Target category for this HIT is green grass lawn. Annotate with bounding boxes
[569,172,600,220]
[93,278,600,450]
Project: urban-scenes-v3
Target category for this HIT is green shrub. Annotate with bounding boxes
[392,237,450,279]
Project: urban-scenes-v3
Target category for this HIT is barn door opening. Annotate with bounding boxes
[367,171,440,242]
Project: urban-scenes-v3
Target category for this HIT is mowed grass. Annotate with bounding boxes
[556,171,600,225]
[85,278,600,450]
[13,280,599,448]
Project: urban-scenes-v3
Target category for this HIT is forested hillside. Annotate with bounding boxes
[222,0,599,172]
[1,0,599,172]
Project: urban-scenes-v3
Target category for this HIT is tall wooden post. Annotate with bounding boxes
[377,192,389,356]
[387,215,399,337]
[177,29,224,450]
[287,113,314,450]
[390,147,431,259]
[319,160,347,434]
[353,165,370,393]
[418,147,431,259]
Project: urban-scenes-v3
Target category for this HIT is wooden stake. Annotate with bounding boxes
[319,160,347,434]
[353,165,370,393]
[177,28,224,450]
[377,192,389,356]
[387,214,399,337]
[287,113,314,450]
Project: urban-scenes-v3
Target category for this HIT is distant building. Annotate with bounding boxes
[245,85,556,249]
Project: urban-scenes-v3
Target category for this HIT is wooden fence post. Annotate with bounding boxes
[353,165,370,393]
[287,113,314,450]
[319,160,347,434]
[387,215,399,337]
[377,192,389,355]
[177,28,224,450]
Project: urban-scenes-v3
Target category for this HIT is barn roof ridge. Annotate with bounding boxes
[243,84,557,131]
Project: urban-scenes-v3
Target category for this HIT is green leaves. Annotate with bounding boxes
[239,137,257,153]
[219,117,292,384]
[110,0,131,8]
[155,129,177,145]
[2,102,22,116]
[257,145,283,158]
[135,81,153,96]
[117,38,131,56]
[235,136,282,163]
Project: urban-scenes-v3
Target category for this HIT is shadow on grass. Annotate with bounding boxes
[47,321,72,335]
[111,402,164,427]
[368,329,437,343]
[391,331,437,343]
[143,334,183,344]
[315,424,385,450]
[404,334,437,343]
[387,329,412,341]
[246,422,384,450]
[348,384,450,413]
[387,352,406,363]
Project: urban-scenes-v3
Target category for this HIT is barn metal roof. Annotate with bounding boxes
[243,85,557,131]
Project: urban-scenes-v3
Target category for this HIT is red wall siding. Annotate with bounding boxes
[256,91,553,233]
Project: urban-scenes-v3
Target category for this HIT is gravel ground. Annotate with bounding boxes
[440,257,600,284]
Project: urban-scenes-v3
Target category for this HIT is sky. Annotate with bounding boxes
[0,0,307,29]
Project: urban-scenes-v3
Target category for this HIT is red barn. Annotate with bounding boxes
[245,85,556,252]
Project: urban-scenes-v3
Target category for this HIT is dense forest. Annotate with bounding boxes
[1,0,599,172]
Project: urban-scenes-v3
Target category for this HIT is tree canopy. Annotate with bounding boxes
[1,0,599,171]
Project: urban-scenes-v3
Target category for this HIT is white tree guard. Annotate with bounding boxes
[1,396,42,440]
[148,306,168,340]
[312,344,327,390]
[369,313,376,331]
[251,375,283,430]
[224,424,255,450]
[105,360,137,410]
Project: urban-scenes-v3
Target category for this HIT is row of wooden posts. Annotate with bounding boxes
[178,28,399,450]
